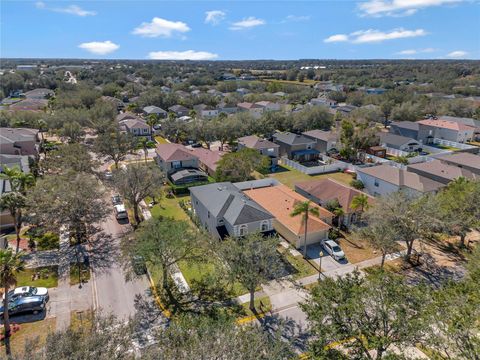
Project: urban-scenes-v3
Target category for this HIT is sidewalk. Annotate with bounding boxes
[54,231,72,330]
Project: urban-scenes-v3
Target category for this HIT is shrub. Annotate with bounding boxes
[350,179,364,190]
[36,232,60,250]
[329,228,341,240]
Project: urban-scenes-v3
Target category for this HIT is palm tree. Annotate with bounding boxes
[350,194,370,224]
[139,137,149,164]
[0,166,35,195]
[0,192,26,253]
[37,119,48,142]
[0,249,24,358]
[290,201,320,258]
[146,114,158,139]
[333,207,345,228]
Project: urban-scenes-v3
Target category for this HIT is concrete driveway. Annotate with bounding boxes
[306,243,350,272]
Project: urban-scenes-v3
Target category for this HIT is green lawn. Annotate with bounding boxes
[433,144,460,151]
[148,195,190,221]
[154,135,170,144]
[16,266,58,288]
[237,296,272,318]
[269,165,354,189]
[2,317,56,356]
[278,246,318,279]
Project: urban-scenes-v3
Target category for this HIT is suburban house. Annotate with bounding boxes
[437,115,480,141]
[190,182,275,240]
[335,105,357,116]
[24,88,54,99]
[356,164,444,196]
[216,102,238,115]
[193,104,219,118]
[8,98,48,111]
[378,132,422,152]
[309,97,337,108]
[168,104,190,117]
[0,128,40,156]
[237,135,280,167]
[417,119,475,144]
[0,154,31,230]
[272,132,318,162]
[243,184,333,249]
[389,121,420,140]
[143,105,167,118]
[407,160,478,185]
[255,101,281,112]
[188,147,225,176]
[302,130,338,153]
[237,102,264,118]
[295,179,374,228]
[119,119,151,138]
[116,112,139,122]
[433,152,480,175]
[155,143,200,175]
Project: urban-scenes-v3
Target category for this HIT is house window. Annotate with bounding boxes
[374,179,379,187]
[172,161,181,169]
[307,144,312,150]
[238,225,248,236]
[260,221,269,232]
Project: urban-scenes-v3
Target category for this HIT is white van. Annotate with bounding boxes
[114,204,128,220]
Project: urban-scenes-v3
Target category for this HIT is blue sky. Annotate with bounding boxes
[2,0,479,60]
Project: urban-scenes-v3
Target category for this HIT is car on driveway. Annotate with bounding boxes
[322,239,345,261]
[0,296,47,317]
[3,286,49,302]
[104,170,113,180]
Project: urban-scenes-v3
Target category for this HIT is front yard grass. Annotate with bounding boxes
[1,317,56,356]
[148,195,190,221]
[277,246,317,279]
[69,263,91,286]
[237,296,272,318]
[16,266,58,288]
[269,165,354,189]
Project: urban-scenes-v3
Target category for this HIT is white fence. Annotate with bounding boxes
[281,157,350,175]
[432,138,478,151]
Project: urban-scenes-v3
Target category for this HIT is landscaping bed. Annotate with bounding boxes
[69,262,91,286]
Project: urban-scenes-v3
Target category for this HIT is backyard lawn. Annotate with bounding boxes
[269,165,354,189]
[148,195,190,221]
[16,266,59,288]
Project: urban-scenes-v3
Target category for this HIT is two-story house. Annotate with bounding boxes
[302,130,338,153]
[417,119,475,144]
[272,132,318,162]
[190,182,275,240]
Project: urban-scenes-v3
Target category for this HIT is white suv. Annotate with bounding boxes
[322,240,346,261]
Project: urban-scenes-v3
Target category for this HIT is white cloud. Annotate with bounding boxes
[148,50,218,60]
[324,34,349,43]
[205,10,226,25]
[447,50,468,58]
[132,17,190,38]
[35,2,96,16]
[78,41,119,55]
[358,0,463,17]
[284,15,311,22]
[229,17,265,30]
[397,48,437,55]
[325,28,427,44]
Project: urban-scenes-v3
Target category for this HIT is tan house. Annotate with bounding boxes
[155,143,199,175]
[243,184,333,249]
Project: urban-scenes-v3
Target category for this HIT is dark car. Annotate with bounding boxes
[0,296,46,316]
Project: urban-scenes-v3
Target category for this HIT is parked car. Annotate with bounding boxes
[322,239,345,261]
[112,194,122,205]
[115,204,128,221]
[3,286,49,302]
[104,170,113,180]
[0,296,46,317]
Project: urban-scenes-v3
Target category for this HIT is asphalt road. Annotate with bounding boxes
[91,204,150,321]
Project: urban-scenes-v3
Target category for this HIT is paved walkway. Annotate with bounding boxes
[53,231,72,330]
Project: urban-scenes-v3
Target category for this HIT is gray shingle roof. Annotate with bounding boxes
[273,132,314,146]
[378,132,419,147]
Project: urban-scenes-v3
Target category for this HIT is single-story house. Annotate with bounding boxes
[417,119,475,144]
[237,135,280,167]
[116,112,139,122]
[255,101,281,112]
[378,132,422,152]
[190,182,275,240]
[273,132,318,162]
[295,179,374,228]
[193,104,219,118]
[216,102,238,115]
[302,130,338,153]
[237,102,264,118]
[356,164,444,196]
[243,184,333,249]
[143,105,167,118]
[24,88,54,100]
[406,160,478,185]
[433,152,480,175]
[168,104,190,117]
[8,99,48,112]
[309,98,337,108]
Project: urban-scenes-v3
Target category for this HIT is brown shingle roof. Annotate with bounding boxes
[417,119,475,131]
[238,135,279,150]
[155,143,197,162]
[296,179,374,214]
